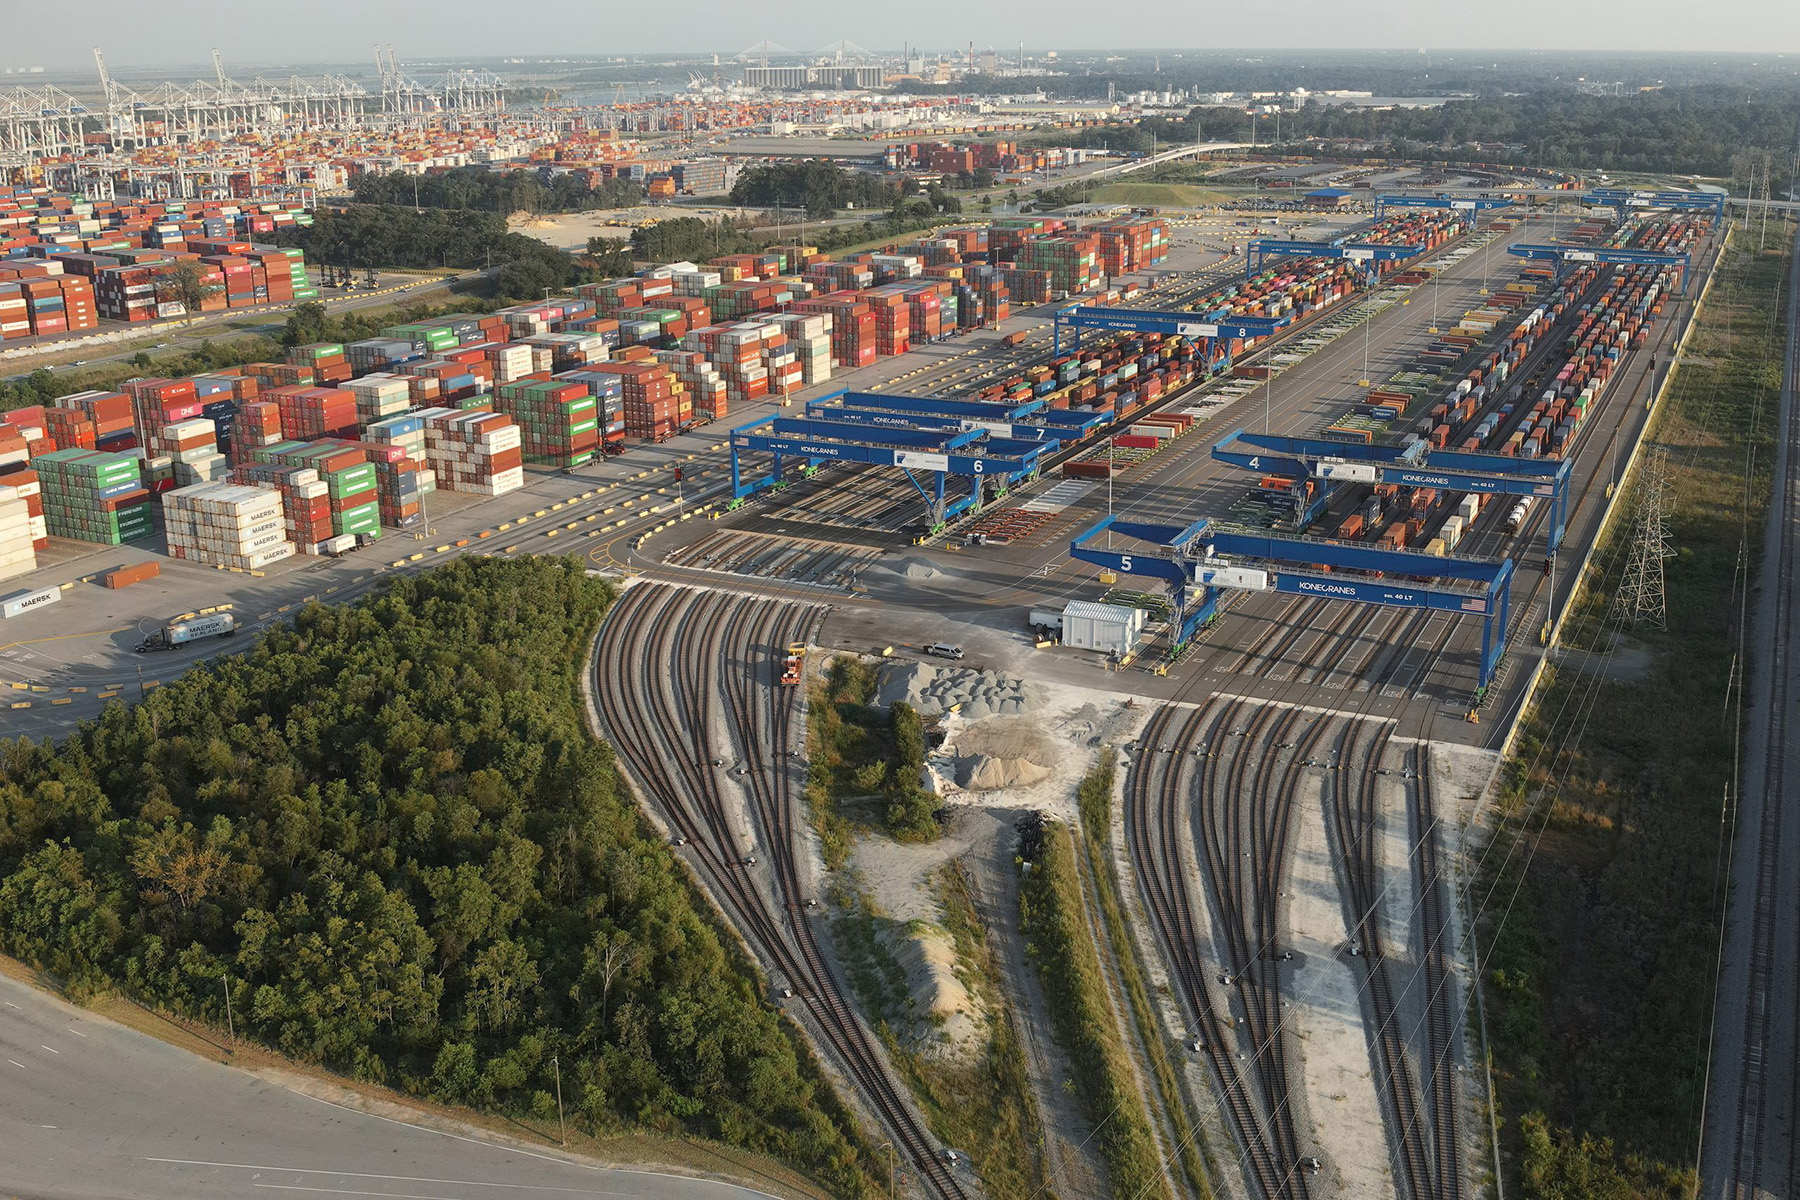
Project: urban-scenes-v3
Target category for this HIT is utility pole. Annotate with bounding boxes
[552,1055,567,1146]
[877,1142,896,1198]
[222,975,235,1042]
[1615,448,1675,629]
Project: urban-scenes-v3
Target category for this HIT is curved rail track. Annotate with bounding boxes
[592,582,969,1200]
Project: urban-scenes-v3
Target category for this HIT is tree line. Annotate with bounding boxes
[267,206,607,302]
[729,163,902,219]
[1023,87,1800,178]
[0,557,876,1197]
[351,167,644,215]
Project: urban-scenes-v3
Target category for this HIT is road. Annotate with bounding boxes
[2,270,485,380]
[0,973,779,1200]
[1699,201,1800,1196]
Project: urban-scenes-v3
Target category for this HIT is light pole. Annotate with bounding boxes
[1359,317,1371,387]
[1264,371,1273,434]
[221,975,235,1042]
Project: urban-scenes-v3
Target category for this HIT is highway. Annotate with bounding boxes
[0,973,777,1200]
[1699,194,1800,1196]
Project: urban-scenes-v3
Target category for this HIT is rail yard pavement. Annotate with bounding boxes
[1281,737,1407,1199]
[0,972,777,1200]
[1700,209,1800,1199]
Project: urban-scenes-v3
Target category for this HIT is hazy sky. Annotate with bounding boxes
[10,0,1798,69]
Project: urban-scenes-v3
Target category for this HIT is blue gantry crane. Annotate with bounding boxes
[1373,194,1515,219]
[1581,188,1725,219]
[1050,304,1288,362]
[1068,514,1516,688]
[1505,242,1692,293]
[1210,427,1573,550]
[1244,237,1421,283]
[729,405,1050,530]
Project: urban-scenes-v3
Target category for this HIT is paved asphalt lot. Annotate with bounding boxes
[0,974,776,1200]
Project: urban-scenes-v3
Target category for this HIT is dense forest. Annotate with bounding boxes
[351,167,644,215]
[1031,87,1800,178]
[629,207,959,265]
[268,206,604,300]
[729,163,903,218]
[0,557,873,1196]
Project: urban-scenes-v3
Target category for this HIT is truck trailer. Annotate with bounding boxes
[137,612,237,653]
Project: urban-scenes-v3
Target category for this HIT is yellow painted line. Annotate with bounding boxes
[98,690,119,699]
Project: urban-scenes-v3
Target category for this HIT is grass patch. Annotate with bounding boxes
[1076,768,1215,1198]
[1479,219,1792,1198]
[804,657,938,863]
[1091,182,1234,209]
[1019,816,1172,1200]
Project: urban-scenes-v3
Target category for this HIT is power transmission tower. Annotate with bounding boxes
[1615,448,1676,629]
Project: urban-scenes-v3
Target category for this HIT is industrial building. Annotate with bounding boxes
[743,65,886,90]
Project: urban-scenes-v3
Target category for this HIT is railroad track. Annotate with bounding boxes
[1412,745,1463,1200]
[591,583,969,1200]
[1712,207,1800,1200]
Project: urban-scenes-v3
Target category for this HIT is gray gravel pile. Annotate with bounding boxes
[876,662,1047,719]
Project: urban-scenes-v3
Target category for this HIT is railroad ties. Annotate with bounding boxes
[592,583,968,1200]
[1127,699,1463,1200]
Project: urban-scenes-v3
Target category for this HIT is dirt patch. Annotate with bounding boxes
[949,716,1060,791]
[1556,633,1654,683]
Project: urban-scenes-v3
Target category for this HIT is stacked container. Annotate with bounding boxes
[268,385,357,441]
[0,484,36,582]
[232,461,335,553]
[33,449,155,543]
[420,411,524,496]
[125,377,201,447]
[162,482,294,569]
[347,375,414,426]
[0,465,48,550]
[287,342,352,384]
[149,417,230,486]
[493,380,599,469]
